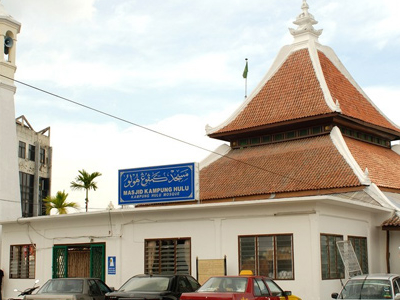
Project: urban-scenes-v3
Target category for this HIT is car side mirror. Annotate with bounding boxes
[283,291,292,296]
[331,292,339,299]
[109,287,115,292]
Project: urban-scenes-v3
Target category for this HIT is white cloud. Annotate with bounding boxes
[49,107,239,211]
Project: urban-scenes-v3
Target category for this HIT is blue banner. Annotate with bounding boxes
[118,163,198,205]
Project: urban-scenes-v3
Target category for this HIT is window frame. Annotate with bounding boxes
[238,234,294,280]
[19,172,35,217]
[144,238,191,275]
[348,236,368,274]
[320,234,345,280]
[18,141,26,159]
[9,244,36,279]
[28,144,35,161]
[40,147,46,164]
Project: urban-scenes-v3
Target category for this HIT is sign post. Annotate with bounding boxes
[336,240,362,278]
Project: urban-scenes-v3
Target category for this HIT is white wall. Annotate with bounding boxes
[0,198,392,300]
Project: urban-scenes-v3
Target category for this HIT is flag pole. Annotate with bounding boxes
[243,58,248,99]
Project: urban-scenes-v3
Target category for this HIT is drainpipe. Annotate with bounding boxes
[386,230,390,273]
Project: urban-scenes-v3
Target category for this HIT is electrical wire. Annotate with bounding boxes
[0,74,378,206]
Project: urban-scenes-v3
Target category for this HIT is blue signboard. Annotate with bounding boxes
[118,162,198,205]
[108,256,116,275]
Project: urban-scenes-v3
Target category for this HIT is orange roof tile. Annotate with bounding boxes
[319,52,400,133]
[381,214,400,227]
[213,49,332,134]
[345,137,400,190]
[200,135,361,200]
[211,47,400,137]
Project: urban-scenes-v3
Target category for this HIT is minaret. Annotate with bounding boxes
[0,1,22,220]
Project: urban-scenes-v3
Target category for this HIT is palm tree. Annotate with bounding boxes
[43,190,79,215]
[70,169,102,212]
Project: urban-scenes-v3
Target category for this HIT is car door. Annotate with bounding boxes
[95,279,112,295]
[263,279,286,300]
[393,277,400,299]
[176,276,194,298]
[254,278,280,300]
[88,279,105,300]
[185,275,201,291]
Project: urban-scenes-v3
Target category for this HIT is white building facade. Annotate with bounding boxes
[0,195,395,300]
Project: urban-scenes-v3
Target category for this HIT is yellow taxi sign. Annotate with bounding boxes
[239,270,254,276]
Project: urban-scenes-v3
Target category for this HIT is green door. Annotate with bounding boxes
[90,244,105,281]
[52,244,105,280]
[52,245,68,278]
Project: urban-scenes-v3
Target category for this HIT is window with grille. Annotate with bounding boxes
[348,236,368,274]
[28,144,35,161]
[19,172,34,217]
[10,245,36,279]
[320,234,345,280]
[239,234,294,280]
[18,141,26,159]
[40,148,45,164]
[145,238,190,275]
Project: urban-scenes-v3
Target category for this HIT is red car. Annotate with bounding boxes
[180,274,301,300]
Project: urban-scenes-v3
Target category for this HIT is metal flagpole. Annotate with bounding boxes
[243,58,248,98]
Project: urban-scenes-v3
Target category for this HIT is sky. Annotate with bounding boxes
[2,0,400,212]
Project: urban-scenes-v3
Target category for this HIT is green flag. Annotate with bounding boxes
[242,60,248,78]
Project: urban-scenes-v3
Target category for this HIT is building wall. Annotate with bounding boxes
[16,120,52,217]
[0,198,392,300]
[0,87,21,222]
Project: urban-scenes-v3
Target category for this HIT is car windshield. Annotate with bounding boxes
[198,277,248,293]
[38,279,84,294]
[118,277,171,292]
[340,279,392,299]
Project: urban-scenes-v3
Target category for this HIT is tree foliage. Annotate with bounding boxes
[44,190,79,215]
[70,169,102,212]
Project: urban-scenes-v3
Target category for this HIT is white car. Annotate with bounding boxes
[332,274,400,300]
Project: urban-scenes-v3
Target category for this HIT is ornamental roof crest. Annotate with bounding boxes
[289,0,323,40]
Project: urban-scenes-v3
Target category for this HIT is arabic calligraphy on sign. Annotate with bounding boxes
[122,168,190,188]
[118,163,198,205]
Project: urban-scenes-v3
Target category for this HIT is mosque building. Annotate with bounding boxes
[1,1,400,300]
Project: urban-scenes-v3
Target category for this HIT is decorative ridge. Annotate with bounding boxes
[330,126,371,186]
[289,0,322,42]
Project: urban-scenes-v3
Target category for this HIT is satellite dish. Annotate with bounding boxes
[4,36,13,55]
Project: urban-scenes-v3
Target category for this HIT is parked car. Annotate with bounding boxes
[180,273,301,300]
[331,273,400,300]
[24,278,113,300]
[105,274,201,300]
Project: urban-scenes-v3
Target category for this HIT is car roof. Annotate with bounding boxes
[48,278,99,280]
[209,275,270,279]
[348,274,400,280]
[133,274,177,278]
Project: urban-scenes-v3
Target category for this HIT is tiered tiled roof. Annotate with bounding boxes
[210,49,332,133]
[200,134,361,201]
[199,1,400,204]
[319,52,400,133]
[345,137,400,190]
[207,2,400,140]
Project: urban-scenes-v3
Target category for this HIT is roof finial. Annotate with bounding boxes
[289,0,322,42]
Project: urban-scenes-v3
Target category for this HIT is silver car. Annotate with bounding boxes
[24,278,112,300]
[332,274,400,300]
